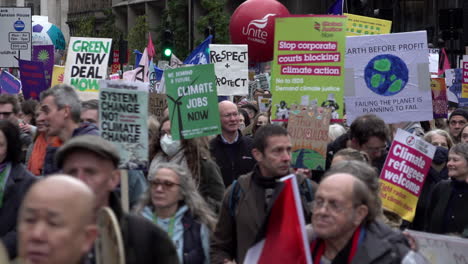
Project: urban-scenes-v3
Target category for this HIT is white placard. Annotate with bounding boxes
[209,44,248,95]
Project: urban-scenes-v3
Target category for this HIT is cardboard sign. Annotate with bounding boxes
[0,7,32,67]
[288,108,331,171]
[462,55,468,98]
[255,73,270,91]
[99,80,149,170]
[406,230,468,264]
[210,44,248,95]
[431,78,448,119]
[51,65,64,87]
[0,70,21,94]
[345,31,433,124]
[429,48,439,75]
[148,93,167,119]
[64,37,112,100]
[258,94,272,113]
[19,59,47,99]
[380,129,435,222]
[95,207,125,264]
[345,13,392,36]
[164,64,221,140]
[32,45,54,88]
[271,16,346,121]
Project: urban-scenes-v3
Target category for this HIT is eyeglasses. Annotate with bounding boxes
[362,144,387,154]
[0,112,13,117]
[150,180,180,189]
[311,199,353,214]
[222,112,239,119]
[449,120,467,126]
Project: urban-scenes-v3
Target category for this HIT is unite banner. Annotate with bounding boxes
[379,129,435,222]
[271,16,346,121]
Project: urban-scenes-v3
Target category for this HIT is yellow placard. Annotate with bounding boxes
[380,180,419,222]
[345,13,392,36]
[51,65,65,88]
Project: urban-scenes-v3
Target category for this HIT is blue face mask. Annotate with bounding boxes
[160,134,182,157]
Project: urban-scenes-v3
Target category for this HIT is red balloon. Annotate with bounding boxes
[230,0,290,63]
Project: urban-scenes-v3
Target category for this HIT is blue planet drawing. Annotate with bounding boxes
[364,54,409,96]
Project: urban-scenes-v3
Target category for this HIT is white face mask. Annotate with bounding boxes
[160,134,182,157]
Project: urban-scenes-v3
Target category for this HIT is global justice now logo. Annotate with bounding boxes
[241,13,276,44]
[313,21,344,32]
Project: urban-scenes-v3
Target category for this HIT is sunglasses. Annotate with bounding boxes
[150,179,180,189]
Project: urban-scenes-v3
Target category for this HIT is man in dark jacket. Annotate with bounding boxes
[39,84,99,175]
[310,161,412,264]
[55,135,179,264]
[209,100,256,186]
[211,125,314,264]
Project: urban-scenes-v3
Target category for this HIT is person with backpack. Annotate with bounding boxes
[210,124,315,264]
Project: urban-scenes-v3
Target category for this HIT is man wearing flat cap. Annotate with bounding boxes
[55,135,179,264]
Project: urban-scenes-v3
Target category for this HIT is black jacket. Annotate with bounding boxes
[424,180,468,234]
[0,163,36,259]
[110,192,179,264]
[209,132,256,186]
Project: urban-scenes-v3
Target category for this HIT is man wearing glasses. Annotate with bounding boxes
[447,108,468,144]
[311,161,413,263]
[327,114,389,172]
[210,100,256,186]
[55,135,178,264]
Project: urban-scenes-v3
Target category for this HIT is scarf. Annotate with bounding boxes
[27,133,62,176]
[310,225,365,264]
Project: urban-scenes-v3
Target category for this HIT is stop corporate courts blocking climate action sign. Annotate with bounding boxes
[64,37,112,100]
[164,64,221,140]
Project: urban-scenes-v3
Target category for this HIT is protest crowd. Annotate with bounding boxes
[2,1,468,264]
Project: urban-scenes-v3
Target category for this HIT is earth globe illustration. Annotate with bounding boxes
[364,54,409,96]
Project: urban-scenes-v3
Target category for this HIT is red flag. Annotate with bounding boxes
[244,175,312,264]
[147,32,155,59]
[438,48,451,76]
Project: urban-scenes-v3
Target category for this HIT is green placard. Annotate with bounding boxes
[164,64,221,140]
[271,16,346,121]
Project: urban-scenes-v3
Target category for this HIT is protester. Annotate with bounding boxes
[238,108,250,131]
[210,125,314,264]
[209,100,256,186]
[310,161,413,263]
[55,135,179,264]
[330,148,370,166]
[26,107,62,176]
[458,123,468,144]
[151,117,224,211]
[240,103,258,120]
[19,99,38,137]
[424,143,468,235]
[135,163,216,264]
[0,120,37,259]
[17,176,97,264]
[423,129,453,149]
[0,94,33,162]
[80,99,99,124]
[326,114,389,171]
[250,112,270,136]
[328,123,347,143]
[39,84,100,175]
[447,108,468,144]
[411,146,449,231]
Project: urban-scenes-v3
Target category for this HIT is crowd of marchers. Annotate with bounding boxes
[1,84,468,263]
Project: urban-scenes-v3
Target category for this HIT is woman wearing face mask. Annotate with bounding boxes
[149,117,225,212]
